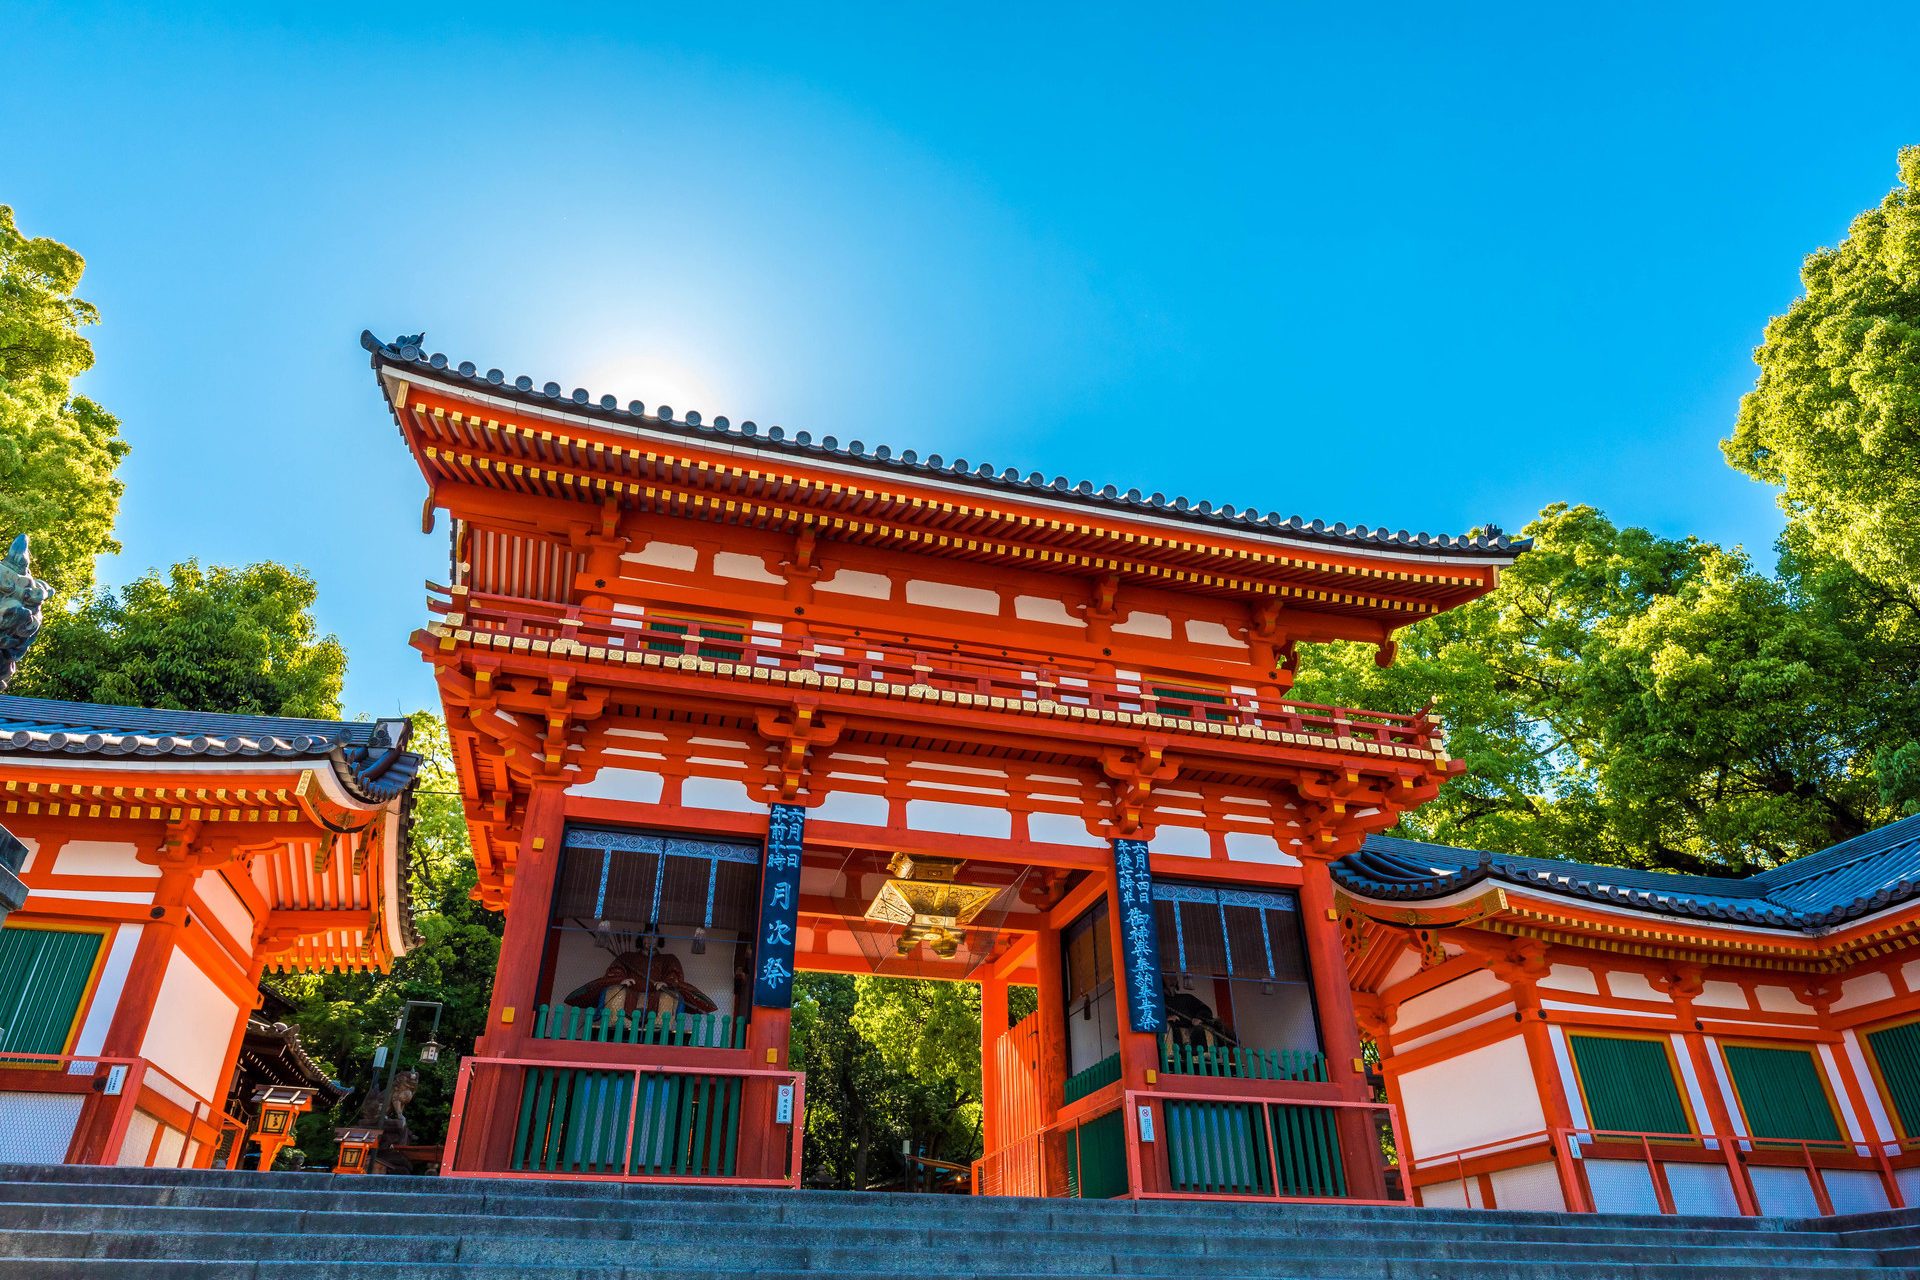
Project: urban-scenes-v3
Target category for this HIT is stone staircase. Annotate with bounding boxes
[0,1163,1915,1278]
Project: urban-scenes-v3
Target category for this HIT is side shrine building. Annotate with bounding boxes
[0,696,419,1169]
[364,332,1521,1197]
[1336,821,1920,1216]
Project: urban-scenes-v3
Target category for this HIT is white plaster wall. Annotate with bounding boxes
[1393,969,1510,1034]
[194,873,256,952]
[1111,611,1172,638]
[1396,1003,1516,1054]
[140,950,244,1101]
[904,580,999,615]
[1150,825,1211,859]
[15,838,37,874]
[570,767,666,805]
[680,777,761,814]
[905,800,1011,840]
[1540,965,1598,995]
[622,542,698,571]
[1013,596,1082,627]
[1696,981,1748,1009]
[817,569,893,600]
[809,791,891,827]
[1183,619,1246,649]
[1222,832,1300,866]
[1755,985,1810,1013]
[1603,971,1668,1003]
[712,551,781,583]
[1831,971,1896,1012]
[1027,812,1106,848]
[1398,1035,1547,1156]
[71,924,142,1056]
[53,841,156,879]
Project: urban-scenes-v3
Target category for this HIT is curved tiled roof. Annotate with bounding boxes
[364,331,1529,561]
[0,694,423,807]
[1333,815,1920,933]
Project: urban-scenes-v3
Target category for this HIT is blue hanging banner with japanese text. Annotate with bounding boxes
[1111,838,1165,1032]
[753,803,805,1008]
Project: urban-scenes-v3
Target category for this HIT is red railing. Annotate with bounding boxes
[442,1054,805,1187]
[429,585,1445,755]
[972,1096,1126,1198]
[0,1052,244,1170]
[1410,1128,1917,1215]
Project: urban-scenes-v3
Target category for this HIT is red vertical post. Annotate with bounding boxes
[477,783,568,1056]
[466,783,567,1172]
[1034,923,1068,1196]
[979,977,1008,1157]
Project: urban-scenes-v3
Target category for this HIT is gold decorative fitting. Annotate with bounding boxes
[865,855,1000,959]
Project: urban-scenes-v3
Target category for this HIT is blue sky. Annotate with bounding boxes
[6,4,1919,717]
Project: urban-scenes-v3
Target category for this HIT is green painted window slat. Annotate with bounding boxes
[1568,1034,1692,1136]
[1063,1051,1122,1105]
[531,1005,743,1049]
[1724,1044,1841,1142]
[1866,1020,1920,1137]
[0,927,103,1055]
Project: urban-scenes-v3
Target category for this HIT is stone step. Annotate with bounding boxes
[0,1164,1818,1230]
[0,1226,1897,1276]
[0,1168,1845,1238]
[0,1197,1862,1254]
[0,1165,1913,1278]
[0,1256,1900,1280]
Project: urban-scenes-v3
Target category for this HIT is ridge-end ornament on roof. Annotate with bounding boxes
[361,329,1532,561]
[0,534,50,694]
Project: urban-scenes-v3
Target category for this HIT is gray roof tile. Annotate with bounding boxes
[364,331,1530,561]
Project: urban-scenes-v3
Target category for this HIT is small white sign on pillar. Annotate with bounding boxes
[1136,1105,1155,1143]
[102,1065,127,1097]
[775,1083,795,1125]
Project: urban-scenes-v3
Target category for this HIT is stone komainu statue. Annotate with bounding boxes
[0,535,50,693]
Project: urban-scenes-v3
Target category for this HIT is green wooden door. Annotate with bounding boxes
[1724,1045,1841,1142]
[0,926,103,1054]
[1568,1034,1691,1135]
[1866,1020,1920,1137]
[1064,1109,1128,1199]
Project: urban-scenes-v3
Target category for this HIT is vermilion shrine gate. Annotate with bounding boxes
[366,331,1521,1198]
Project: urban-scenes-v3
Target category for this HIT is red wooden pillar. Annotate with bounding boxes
[70,856,201,1164]
[1299,858,1388,1198]
[476,783,568,1056]
[463,782,567,1172]
[979,977,1009,1155]
[1033,923,1069,1193]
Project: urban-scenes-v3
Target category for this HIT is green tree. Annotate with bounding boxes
[1725,146,1920,601]
[267,713,502,1157]
[12,560,345,716]
[789,974,1005,1188]
[0,205,128,594]
[1294,504,1899,874]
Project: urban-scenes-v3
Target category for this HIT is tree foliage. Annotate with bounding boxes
[1726,146,1920,602]
[13,560,346,716]
[0,205,127,595]
[790,975,998,1188]
[1294,504,1912,874]
[266,713,502,1157]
